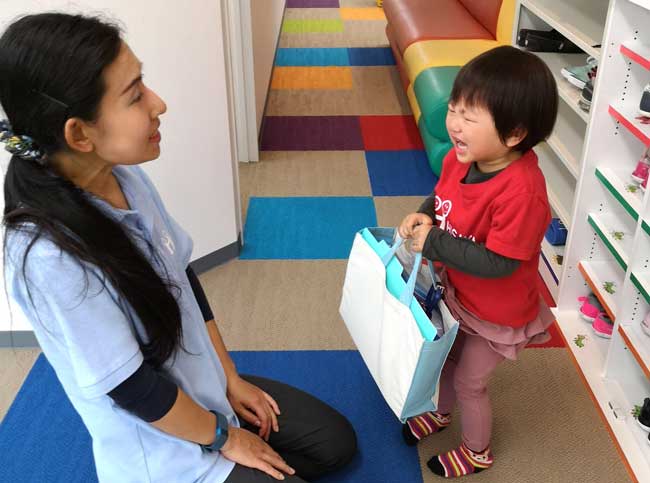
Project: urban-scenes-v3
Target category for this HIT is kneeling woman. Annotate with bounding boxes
[1,13,356,483]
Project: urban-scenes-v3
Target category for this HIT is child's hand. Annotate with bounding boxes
[411,224,433,253]
[398,213,433,239]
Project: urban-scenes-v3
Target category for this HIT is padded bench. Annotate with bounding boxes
[384,0,515,174]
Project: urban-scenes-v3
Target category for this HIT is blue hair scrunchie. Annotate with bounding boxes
[0,119,47,164]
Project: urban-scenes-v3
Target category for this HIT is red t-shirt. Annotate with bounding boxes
[433,149,551,327]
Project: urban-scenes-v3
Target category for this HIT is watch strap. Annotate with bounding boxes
[200,410,229,452]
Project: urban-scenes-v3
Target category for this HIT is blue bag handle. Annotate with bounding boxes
[378,232,422,307]
[400,252,423,306]
[380,232,404,266]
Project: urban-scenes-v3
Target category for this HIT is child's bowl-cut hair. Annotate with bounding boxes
[449,45,559,153]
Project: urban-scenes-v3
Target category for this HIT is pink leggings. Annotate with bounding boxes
[437,330,510,452]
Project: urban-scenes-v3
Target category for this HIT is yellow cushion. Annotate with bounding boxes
[401,0,515,83]
[404,39,506,83]
[407,84,422,124]
[495,0,516,43]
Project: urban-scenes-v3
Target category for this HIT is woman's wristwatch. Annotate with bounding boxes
[200,410,230,452]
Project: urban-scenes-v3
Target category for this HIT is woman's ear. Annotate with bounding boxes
[505,127,527,148]
[63,118,95,153]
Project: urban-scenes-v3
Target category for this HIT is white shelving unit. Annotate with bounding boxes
[536,51,591,123]
[520,0,609,58]
[555,0,650,481]
[514,0,610,301]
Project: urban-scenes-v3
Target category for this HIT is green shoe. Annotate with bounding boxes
[561,57,597,89]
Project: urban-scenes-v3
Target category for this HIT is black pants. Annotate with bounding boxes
[223,376,357,482]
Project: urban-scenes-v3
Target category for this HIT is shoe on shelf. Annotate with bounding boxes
[545,218,568,245]
[579,79,594,112]
[637,398,650,432]
[592,313,614,338]
[632,146,650,184]
[561,57,598,90]
[640,83,650,117]
[591,312,614,339]
[578,293,604,322]
[641,312,650,337]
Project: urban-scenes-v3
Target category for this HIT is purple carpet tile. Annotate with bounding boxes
[286,0,340,7]
[261,116,364,151]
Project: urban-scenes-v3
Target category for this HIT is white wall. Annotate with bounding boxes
[250,0,285,132]
[0,0,239,333]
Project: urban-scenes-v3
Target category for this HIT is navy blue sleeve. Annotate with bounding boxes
[108,362,178,422]
[186,266,214,323]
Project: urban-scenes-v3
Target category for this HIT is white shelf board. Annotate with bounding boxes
[537,142,576,228]
[555,99,587,167]
[596,167,643,222]
[535,52,590,123]
[588,213,634,271]
[521,0,608,59]
[580,260,624,320]
[548,133,580,178]
[621,41,650,70]
[601,376,650,481]
[631,271,650,306]
[541,237,565,283]
[618,323,650,380]
[609,103,650,147]
[554,309,650,482]
[628,0,650,12]
[555,308,609,379]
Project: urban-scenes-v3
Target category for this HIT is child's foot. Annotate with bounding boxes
[427,443,494,478]
[402,411,451,446]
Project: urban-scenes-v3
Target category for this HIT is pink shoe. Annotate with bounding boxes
[593,313,614,338]
[578,294,604,322]
[632,148,650,184]
[642,174,647,192]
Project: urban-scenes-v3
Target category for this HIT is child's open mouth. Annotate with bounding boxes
[453,137,468,153]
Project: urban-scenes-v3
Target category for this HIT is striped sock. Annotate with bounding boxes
[427,443,494,478]
[402,411,451,446]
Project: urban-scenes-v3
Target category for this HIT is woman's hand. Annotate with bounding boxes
[411,224,434,253]
[398,213,433,239]
[227,376,280,441]
[221,427,295,481]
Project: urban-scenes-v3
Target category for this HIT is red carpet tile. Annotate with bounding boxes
[360,115,425,151]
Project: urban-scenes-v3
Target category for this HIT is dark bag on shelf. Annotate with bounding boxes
[517,28,583,53]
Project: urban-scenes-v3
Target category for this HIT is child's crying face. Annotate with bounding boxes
[445,99,525,171]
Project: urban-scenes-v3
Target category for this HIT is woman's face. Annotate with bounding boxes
[86,42,166,166]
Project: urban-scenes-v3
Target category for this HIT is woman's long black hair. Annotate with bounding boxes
[1,13,182,368]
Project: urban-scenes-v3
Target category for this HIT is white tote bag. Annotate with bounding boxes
[339,227,459,422]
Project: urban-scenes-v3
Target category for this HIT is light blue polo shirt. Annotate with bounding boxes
[5,165,238,482]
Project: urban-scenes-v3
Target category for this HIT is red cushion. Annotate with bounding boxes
[383,0,493,55]
[386,25,411,91]
[458,0,503,39]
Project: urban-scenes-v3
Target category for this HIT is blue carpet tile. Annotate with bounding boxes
[240,197,377,259]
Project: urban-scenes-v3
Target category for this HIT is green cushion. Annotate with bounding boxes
[418,117,452,177]
[413,66,460,142]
